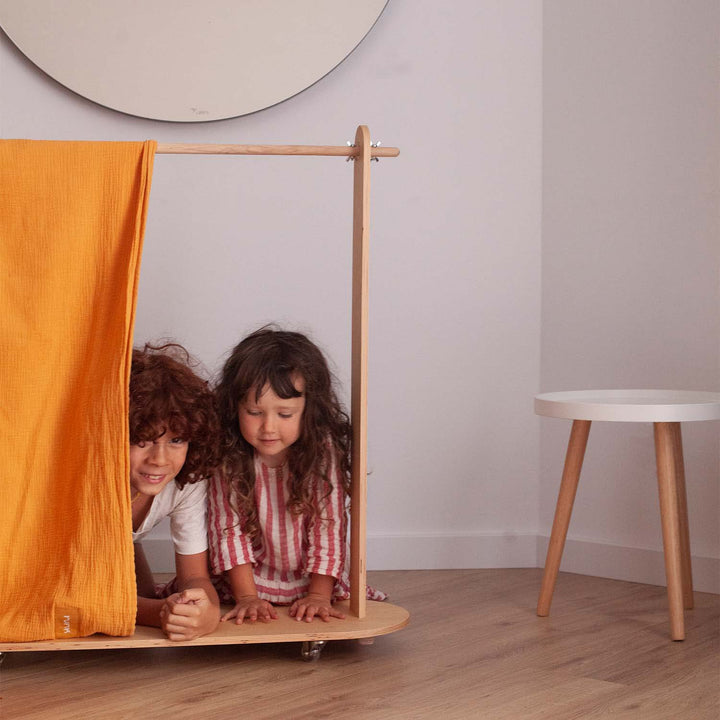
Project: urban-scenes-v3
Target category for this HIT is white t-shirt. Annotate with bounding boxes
[132,480,208,556]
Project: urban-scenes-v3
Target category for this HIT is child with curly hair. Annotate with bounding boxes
[129,343,221,640]
[208,326,385,625]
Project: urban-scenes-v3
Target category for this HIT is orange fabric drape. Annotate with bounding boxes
[0,140,156,641]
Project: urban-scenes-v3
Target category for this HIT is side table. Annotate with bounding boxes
[535,389,720,640]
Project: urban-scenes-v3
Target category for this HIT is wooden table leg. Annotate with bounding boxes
[537,419,591,617]
[654,422,686,641]
[670,423,694,609]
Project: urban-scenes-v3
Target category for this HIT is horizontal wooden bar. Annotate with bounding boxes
[155,143,399,158]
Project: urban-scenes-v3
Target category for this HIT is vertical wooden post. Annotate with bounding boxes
[349,126,371,618]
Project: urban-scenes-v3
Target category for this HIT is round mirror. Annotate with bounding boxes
[0,0,388,121]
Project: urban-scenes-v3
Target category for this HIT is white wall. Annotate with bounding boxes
[2,1,717,591]
[541,0,720,591]
[0,1,543,571]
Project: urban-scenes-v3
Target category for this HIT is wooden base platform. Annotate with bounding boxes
[0,600,409,653]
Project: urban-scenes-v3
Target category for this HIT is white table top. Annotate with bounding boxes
[535,389,720,422]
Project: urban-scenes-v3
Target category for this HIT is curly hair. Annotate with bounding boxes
[216,326,351,538]
[129,342,220,488]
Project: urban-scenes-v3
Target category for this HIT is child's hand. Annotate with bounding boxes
[160,588,218,641]
[221,595,278,625]
[290,593,346,623]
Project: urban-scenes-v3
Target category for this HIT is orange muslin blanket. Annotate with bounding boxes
[0,140,156,641]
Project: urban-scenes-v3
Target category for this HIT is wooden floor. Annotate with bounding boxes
[1,569,718,719]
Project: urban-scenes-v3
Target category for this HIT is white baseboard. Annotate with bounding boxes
[141,533,720,594]
[536,536,720,595]
[369,534,720,594]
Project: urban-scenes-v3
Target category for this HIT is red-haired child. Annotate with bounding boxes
[129,343,221,640]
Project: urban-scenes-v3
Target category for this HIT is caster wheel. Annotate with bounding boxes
[301,640,327,662]
[357,637,375,646]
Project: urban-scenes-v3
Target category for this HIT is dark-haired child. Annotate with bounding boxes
[207,326,385,625]
[130,343,221,640]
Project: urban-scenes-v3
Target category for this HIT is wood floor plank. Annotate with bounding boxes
[1,570,717,720]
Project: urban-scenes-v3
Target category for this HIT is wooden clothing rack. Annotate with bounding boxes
[0,126,408,660]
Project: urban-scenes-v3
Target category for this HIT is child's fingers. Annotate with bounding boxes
[232,610,261,625]
[292,601,345,622]
[308,607,329,623]
[293,603,323,623]
[238,606,257,624]
[289,600,306,620]
[228,606,247,625]
[167,632,194,642]
[164,619,191,635]
[175,588,207,605]
[238,602,277,624]
[220,603,252,624]
[163,613,202,640]
[222,603,248,622]
[289,602,301,621]
[305,604,327,623]
[220,606,238,622]
[222,598,277,624]
[165,609,200,629]
[167,601,201,619]
[165,625,200,642]
[229,605,257,624]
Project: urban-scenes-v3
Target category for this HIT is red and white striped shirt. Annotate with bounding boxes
[207,453,347,604]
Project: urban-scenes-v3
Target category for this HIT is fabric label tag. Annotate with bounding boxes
[54,608,80,638]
